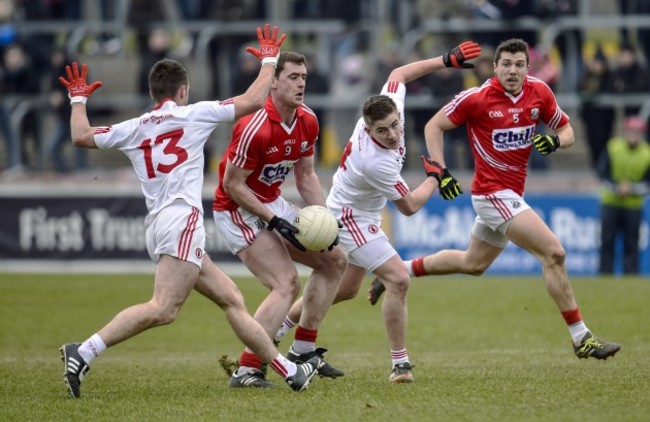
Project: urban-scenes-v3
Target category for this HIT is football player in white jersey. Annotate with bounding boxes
[370,38,621,361]
[274,41,482,383]
[57,25,322,398]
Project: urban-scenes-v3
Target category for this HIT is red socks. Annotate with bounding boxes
[295,326,318,343]
[561,308,582,325]
[239,350,263,370]
[412,257,426,277]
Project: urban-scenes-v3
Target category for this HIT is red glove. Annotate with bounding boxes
[443,41,482,69]
[421,155,444,180]
[245,23,287,66]
[58,62,103,104]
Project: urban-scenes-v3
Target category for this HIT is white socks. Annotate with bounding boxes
[568,321,590,346]
[391,348,410,366]
[403,260,414,276]
[78,333,107,364]
[274,317,296,343]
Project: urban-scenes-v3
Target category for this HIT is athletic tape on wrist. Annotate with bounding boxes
[261,55,278,66]
[70,96,88,104]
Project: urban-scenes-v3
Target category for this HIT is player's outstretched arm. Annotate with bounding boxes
[424,109,455,167]
[233,23,287,119]
[392,176,438,216]
[423,109,463,200]
[59,61,103,148]
[387,41,481,85]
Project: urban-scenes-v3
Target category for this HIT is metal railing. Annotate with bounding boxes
[5,8,650,171]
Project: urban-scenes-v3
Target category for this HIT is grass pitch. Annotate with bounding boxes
[0,273,648,421]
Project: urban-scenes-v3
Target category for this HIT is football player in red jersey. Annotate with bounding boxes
[212,52,348,387]
[369,38,620,361]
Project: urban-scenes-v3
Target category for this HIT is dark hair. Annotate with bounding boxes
[494,38,529,65]
[362,95,398,125]
[148,59,189,102]
[275,51,306,78]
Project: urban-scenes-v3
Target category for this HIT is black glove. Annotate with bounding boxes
[435,168,463,200]
[421,155,444,179]
[267,215,306,252]
[322,220,343,252]
[443,41,481,69]
[531,134,560,155]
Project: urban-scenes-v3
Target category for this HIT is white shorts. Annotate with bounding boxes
[336,207,396,271]
[145,200,205,268]
[213,196,300,254]
[471,189,531,248]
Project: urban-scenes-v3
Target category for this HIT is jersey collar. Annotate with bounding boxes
[490,76,529,103]
[265,96,303,123]
[369,134,391,150]
[152,98,175,111]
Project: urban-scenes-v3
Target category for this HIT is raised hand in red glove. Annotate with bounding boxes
[443,41,482,69]
[245,23,287,66]
[58,62,103,105]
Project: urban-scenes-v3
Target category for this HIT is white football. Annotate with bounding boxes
[293,205,339,252]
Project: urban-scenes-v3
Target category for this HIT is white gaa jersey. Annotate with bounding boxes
[94,99,235,220]
[327,81,409,218]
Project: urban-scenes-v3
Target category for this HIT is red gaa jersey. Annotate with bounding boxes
[444,75,569,196]
[213,96,319,211]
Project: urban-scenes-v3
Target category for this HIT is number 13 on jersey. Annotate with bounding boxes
[138,128,188,178]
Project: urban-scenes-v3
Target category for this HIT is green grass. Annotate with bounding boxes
[0,273,648,422]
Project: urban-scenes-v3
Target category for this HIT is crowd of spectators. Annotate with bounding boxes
[1,0,650,176]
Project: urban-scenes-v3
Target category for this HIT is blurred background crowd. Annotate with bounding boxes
[0,0,649,180]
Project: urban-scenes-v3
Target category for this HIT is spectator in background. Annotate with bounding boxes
[0,94,19,172]
[1,43,41,170]
[579,46,615,168]
[206,0,267,99]
[330,50,370,152]
[466,0,536,49]
[373,42,402,93]
[619,0,650,65]
[138,28,174,99]
[527,45,561,171]
[598,116,650,275]
[610,42,650,117]
[127,0,175,56]
[45,48,88,173]
[425,57,468,169]
[231,47,261,95]
[528,46,559,90]
[535,0,582,92]
[472,54,494,84]
[303,52,330,163]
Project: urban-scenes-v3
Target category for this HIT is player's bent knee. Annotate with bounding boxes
[311,248,348,276]
[544,246,566,268]
[466,262,489,276]
[335,284,359,302]
[328,249,349,273]
[149,303,182,326]
[385,275,410,297]
[271,275,301,299]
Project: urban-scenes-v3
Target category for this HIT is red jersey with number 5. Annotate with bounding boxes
[93,98,235,216]
[212,96,319,212]
[444,75,569,196]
